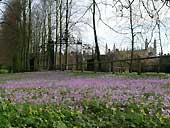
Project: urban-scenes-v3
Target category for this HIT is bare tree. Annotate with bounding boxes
[55,0,59,67]
[141,0,167,55]
[26,0,32,71]
[0,0,22,72]
[47,0,54,70]
[59,0,63,70]
[93,0,101,71]
[129,0,135,73]
[64,0,70,70]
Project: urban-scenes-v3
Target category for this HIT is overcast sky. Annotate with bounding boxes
[73,0,170,54]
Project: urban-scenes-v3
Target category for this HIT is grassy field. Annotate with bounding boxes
[0,71,170,127]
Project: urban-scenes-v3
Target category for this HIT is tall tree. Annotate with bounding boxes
[129,0,135,73]
[142,0,164,55]
[21,0,27,71]
[47,0,54,70]
[55,0,59,67]
[26,0,32,71]
[92,0,101,71]
[59,0,63,70]
[40,0,47,69]
[0,0,21,72]
[65,0,69,70]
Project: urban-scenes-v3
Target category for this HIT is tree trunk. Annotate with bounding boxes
[157,20,163,55]
[65,0,69,70]
[129,2,134,73]
[59,0,63,70]
[26,0,32,71]
[22,0,27,71]
[92,0,101,72]
[55,0,59,68]
[48,2,54,70]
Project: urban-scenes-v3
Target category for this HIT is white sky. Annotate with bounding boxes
[73,0,170,54]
